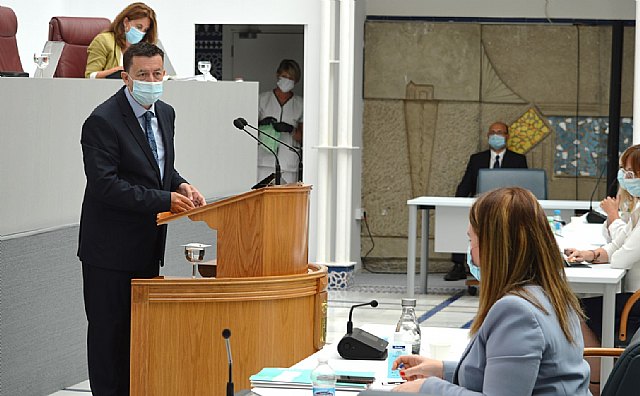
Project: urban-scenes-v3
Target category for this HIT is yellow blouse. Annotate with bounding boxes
[85,32,122,78]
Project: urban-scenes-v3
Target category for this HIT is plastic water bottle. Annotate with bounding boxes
[311,356,336,396]
[395,298,422,354]
[553,210,563,236]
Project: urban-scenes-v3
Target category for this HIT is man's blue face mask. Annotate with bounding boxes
[488,134,506,150]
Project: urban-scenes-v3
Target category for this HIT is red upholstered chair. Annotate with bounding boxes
[0,5,24,72]
[48,16,111,78]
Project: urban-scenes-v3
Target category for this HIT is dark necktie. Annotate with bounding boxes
[143,111,159,165]
[493,155,500,169]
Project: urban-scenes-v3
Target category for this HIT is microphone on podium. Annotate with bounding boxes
[232,118,281,186]
[337,300,388,360]
[237,117,303,183]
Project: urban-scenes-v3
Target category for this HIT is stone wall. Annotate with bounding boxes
[361,21,635,271]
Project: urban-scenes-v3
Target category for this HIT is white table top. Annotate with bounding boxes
[407,196,593,210]
[252,325,470,395]
[558,219,626,285]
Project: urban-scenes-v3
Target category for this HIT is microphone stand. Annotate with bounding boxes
[239,118,303,183]
[222,329,234,396]
[233,119,281,185]
[347,300,378,334]
[587,164,608,224]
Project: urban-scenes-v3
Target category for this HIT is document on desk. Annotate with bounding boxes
[250,367,374,391]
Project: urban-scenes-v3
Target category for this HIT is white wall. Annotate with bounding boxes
[3,0,323,260]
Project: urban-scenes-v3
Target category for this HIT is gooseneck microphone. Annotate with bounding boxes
[337,300,388,360]
[347,300,378,334]
[587,164,608,224]
[237,117,303,183]
[222,329,234,396]
[233,119,281,185]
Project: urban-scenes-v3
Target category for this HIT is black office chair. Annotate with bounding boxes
[584,328,640,395]
[476,168,547,199]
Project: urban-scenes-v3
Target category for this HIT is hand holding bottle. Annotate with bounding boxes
[392,355,444,381]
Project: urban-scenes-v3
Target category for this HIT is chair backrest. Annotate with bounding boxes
[601,327,640,396]
[0,6,23,72]
[477,168,547,199]
[48,16,111,78]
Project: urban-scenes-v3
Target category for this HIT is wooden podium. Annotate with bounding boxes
[130,185,327,395]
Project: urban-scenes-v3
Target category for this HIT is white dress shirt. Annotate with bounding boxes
[124,86,166,180]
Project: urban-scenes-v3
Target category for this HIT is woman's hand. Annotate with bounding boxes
[600,196,620,222]
[392,355,444,381]
[393,378,426,392]
[564,248,591,263]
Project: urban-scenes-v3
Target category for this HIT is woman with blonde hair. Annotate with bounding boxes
[393,187,591,395]
[85,2,158,79]
[566,144,640,393]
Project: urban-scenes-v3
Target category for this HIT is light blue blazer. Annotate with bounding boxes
[421,285,591,395]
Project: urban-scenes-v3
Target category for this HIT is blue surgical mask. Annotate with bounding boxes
[618,168,626,187]
[488,134,506,150]
[131,80,163,106]
[126,26,146,44]
[466,245,481,281]
[618,169,640,197]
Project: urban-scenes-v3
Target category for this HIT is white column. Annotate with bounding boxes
[315,0,333,264]
[334,0,356,265]
[635,0,640,144]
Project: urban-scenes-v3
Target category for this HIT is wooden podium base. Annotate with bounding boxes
[130,264,327,395]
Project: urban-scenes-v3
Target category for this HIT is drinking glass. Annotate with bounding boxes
[33,53,51,77]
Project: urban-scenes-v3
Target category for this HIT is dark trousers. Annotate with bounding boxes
[452,253,465,265]
[82,262,159,396]
[582,293,640,346]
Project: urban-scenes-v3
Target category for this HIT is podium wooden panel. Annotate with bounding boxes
[158,184,311,277]
[130,264,328,395]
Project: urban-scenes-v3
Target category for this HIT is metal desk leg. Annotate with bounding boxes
[407,205,417,297]
[419,208,430,293]
[600,284,616,394]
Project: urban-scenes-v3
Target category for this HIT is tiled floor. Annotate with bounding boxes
[49,272,479,395]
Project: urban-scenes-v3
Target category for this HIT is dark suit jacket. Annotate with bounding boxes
[78,87,187,271]
[455,149,527,197]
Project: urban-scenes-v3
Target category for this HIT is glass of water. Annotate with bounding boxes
[33,53,51,77]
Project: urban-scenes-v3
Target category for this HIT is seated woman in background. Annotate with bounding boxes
[565,144,640,394]
[393,187,591,395]
[85,2,157,79]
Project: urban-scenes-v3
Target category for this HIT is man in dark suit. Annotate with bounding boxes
[78,42,206,395]
[445,121,528,281]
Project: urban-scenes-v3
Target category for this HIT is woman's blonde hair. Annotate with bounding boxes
[469,187,584,343]
[618,144,640,213]
[108,2,157,50]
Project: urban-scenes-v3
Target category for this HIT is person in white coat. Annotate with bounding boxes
[566,144,640,394]
[257,59,303,185]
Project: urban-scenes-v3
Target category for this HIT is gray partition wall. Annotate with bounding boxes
[0,78,258,395]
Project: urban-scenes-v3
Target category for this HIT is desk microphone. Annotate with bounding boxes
[338,300,388,360]
[347,300,378,333]
[222,329,234,396]
[586,164,607,224]
[236,117,303,183]
[232,119,281,185]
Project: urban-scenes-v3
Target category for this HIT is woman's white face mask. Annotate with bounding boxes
[277,76,295,93]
